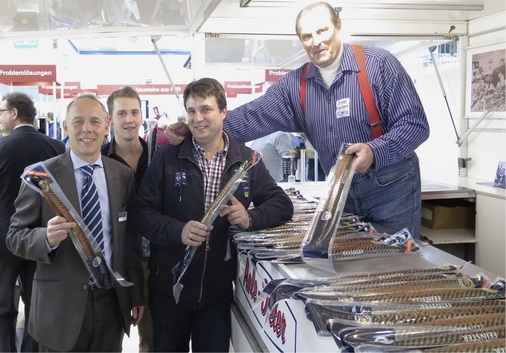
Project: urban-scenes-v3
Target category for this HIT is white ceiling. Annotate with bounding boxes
[0,0,503,66]
[1,0,503,39]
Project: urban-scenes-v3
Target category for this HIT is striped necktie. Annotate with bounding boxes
[81,164,104,251]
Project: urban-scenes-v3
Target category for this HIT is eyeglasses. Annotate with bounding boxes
[0,108,12,113]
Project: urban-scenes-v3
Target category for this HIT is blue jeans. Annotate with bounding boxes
[344,153,421,239]
[150,285,231,352]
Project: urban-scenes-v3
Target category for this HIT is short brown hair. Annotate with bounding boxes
[106,86,141,115]
[1,92,37,124]
[183,78,227,112]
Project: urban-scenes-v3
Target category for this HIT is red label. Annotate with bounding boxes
[0,65,57,83]
[268,304,287,344]
[243,257,259,303]
[265,69,291,82]
[224,81,261,97]
[97,84,185,96]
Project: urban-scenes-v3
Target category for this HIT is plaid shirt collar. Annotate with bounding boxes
[192,132,230,211]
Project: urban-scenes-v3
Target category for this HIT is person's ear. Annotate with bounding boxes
[10,108,18,120]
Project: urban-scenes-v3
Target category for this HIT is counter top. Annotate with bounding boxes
[458,177,506,199]
[280,180,479,200]
[282,178,505,200]
[421,180,476,200]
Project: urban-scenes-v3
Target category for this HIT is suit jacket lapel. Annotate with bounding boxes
[52,152,80,214]
[103,157,121,262]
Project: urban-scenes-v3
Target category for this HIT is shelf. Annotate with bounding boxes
[421,180,476,201]
[421,226,476,244]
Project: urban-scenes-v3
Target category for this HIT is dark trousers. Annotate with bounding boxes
[39,288,122,352]
[137,259,153,352]
[150,286,231,352]
[0,259,38,353]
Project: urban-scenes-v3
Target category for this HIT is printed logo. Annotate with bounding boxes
[174,172,187,187]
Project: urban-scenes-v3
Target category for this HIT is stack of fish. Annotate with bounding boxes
[234,152,420,270]
[233,186,419,265]
[261,265,506,352]
[233,151,504,350]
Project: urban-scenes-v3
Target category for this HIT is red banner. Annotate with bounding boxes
[62,81,82,98]
[224,81,262,98]
[97,84,186,96]
[39,83,61,97]
[0,65,57,83]
[38,82,83,98]
[81,88,97,95]
[265,69,291,82]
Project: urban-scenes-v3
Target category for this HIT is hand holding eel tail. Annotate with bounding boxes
[22,163,133,289]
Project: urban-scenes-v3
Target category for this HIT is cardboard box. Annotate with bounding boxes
[421,200,475,229]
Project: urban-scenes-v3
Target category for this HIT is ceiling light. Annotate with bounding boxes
[240,0,484,11]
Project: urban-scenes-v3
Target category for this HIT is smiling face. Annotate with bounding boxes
[110,97,142,143]
[64,96,109,163]
[297,6,342,68]
[185,94,226,151]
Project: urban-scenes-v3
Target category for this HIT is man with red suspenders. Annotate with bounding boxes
[168,2,430,239]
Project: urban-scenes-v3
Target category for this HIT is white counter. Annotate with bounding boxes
[280,179,505,276]
[231,243,500,353]
[457,177,506,277]
[458,177,506,199]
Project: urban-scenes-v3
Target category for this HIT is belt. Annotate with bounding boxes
[83,284,104,291]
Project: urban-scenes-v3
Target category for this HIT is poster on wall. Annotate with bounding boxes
[466,42,506,117]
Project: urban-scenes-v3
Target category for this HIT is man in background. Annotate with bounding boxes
[144,115,170,151]
[249,131,293,182]
[47,112,62,140]
[102,86,153,352]
[0,92,65,352]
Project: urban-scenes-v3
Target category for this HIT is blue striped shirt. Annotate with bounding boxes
[225,43,430,175]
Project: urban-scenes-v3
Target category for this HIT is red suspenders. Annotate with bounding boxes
[300,62,310,114]
[300,44,383,139]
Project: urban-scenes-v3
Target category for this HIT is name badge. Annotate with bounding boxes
[336,98,350,119]
[118,212,127,222]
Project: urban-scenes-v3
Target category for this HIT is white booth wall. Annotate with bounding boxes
[1,11,504,186]
[465,11,506,181]
[0,41,467,186]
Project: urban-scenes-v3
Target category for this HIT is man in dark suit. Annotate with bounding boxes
[6,94,144,352]
[0,92,65,352]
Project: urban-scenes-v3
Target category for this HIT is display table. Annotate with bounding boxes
[231,243,500,352]
[231,180,502,352]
